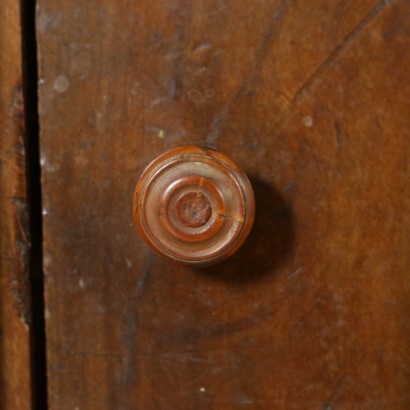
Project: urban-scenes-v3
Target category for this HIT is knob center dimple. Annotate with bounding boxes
[176,192,212,227]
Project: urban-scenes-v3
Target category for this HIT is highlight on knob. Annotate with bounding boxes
[133,146,255,266]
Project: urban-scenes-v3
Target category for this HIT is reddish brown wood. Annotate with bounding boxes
[37,0,410,409]
[176,192,212,228]
[133,146,255,266]
[0,2,32,408]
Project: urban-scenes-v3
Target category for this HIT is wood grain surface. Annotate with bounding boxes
[37,0,410,408]
[0,1,32,408]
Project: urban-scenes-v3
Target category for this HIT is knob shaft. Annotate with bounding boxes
[133,146,255,266]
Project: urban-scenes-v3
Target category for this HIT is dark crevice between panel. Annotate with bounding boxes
[20,0,48,409]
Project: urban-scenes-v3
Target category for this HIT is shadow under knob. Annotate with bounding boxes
[133,146,255,266]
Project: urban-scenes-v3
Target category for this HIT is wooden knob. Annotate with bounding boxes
[133,146,255,266]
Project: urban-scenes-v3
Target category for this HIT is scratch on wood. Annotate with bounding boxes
[324,374,348,409]
[288,266,303,277]
[244,0,288,89]
[120,252,154,391]
[334,121,344,147]
[67,350,127,359]
[289,0,391,110]
[300,134,324,177]
[137,251,153,297]
[11,196,30,243]
[292,0,390,106]
[206,1,288,147]
[206,104,231,147]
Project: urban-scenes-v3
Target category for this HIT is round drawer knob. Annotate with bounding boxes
[133,146,255,266]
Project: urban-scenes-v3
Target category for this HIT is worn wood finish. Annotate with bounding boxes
[37,0,410,408]
[0,2,32,408]
[133,146,255,266]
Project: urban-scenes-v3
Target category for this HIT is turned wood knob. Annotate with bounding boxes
[133,146,255,266]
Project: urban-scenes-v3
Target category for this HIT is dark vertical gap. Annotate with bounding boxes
[20,0,48,409]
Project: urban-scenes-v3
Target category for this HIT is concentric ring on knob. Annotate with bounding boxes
[133,146,255,266]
